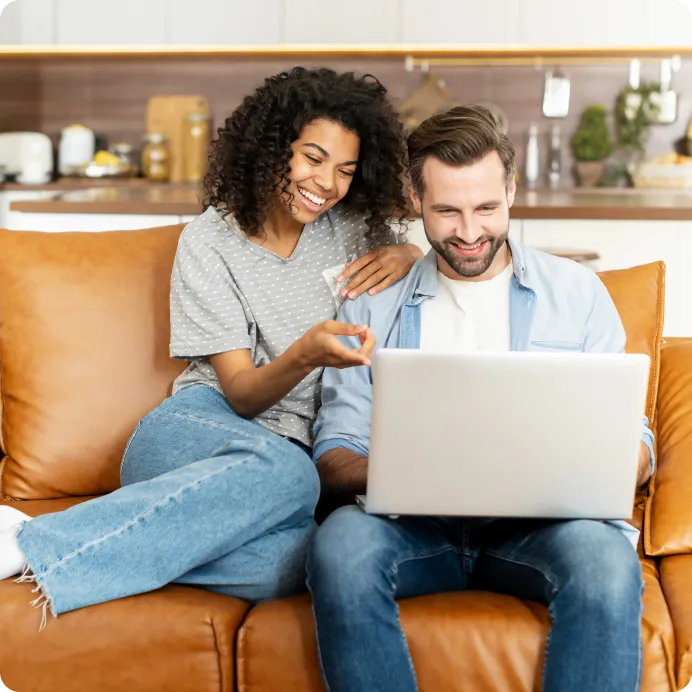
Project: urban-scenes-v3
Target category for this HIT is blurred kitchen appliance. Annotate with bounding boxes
[0,132,54,184]
[58,124,96,176]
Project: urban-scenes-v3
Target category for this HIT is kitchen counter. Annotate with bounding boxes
[9,186,692,221]
[9,185,204,216]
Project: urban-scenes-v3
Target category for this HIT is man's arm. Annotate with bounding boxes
[318,448,368,494]
[584,274,655,487]
[313,295,375,490]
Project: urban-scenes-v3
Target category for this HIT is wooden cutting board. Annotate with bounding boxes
[146,95,210,184]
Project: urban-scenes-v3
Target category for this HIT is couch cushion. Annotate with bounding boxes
[646,341,692,556]
[0,580,248,692]
[237,570,671,692]
[660,554,692,691]
[597,261,665,424]
[0,226,188,499]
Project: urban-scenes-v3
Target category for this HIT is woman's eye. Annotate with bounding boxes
[340,169,355,178]
[306,155,320,164]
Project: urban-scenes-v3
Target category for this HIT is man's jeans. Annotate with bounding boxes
[17,384,319,617]
[308,506,644,692]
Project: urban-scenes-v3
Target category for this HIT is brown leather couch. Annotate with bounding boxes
[0,225,690,692]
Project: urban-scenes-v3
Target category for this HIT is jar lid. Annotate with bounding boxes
[143,132,168,144]
[185,112,208,122]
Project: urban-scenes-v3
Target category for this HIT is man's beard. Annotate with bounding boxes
[424,219,509,279]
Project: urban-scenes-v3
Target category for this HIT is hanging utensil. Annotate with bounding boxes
[542,68,571,118]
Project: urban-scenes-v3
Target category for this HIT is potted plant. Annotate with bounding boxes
[571,104,613,187]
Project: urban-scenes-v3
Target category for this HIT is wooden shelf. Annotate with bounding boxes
[1,44,691,61]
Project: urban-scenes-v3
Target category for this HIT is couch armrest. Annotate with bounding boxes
[660,555,692,691]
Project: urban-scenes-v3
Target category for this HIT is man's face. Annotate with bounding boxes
[410,152,516,281]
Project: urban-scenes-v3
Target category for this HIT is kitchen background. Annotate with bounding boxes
[1,0,692,335]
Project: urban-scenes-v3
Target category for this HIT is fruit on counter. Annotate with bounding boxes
[648,152,692,165]
[92,150,121,166]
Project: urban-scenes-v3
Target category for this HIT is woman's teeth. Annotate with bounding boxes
[298,187,326,207]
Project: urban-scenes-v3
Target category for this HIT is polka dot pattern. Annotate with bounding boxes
[170,205,383,447]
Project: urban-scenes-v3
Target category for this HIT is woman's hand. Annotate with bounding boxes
[338,244,424,300]
[293,321,376,370]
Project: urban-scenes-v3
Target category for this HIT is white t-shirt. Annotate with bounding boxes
[420,263,513,353]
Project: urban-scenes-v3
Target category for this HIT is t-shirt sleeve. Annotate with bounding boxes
[169,226,251,359]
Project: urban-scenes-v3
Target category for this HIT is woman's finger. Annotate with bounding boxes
[338,250,378,283]
[347,267,390,299]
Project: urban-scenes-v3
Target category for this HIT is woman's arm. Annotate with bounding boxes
[210,321,376,419]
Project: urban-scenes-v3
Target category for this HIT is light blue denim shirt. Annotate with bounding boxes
[313,238,655,547]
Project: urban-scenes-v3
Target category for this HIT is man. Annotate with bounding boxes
[307,105,655,692]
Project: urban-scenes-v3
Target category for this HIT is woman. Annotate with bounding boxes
[0,67,422,624]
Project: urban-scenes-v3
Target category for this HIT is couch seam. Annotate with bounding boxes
[209,615,225,692]
[644,262,665,556]
[235,609,254,692]
[679,646,692,692]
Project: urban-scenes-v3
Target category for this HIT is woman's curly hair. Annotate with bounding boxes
[204,66,409,246]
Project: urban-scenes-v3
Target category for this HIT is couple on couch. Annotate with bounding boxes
[0,67,654,692]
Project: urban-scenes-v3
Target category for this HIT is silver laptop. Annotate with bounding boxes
[358,349,650,520]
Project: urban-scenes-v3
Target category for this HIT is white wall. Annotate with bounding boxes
[2,0,691,47]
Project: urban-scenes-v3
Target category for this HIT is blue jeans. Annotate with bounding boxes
[17,384,319,616]
[307,506,644,692]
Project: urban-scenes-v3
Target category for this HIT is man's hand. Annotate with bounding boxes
[318,448,368,494]
[637,441,652,487]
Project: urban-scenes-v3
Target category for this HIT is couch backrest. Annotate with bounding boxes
[0,229,666,500]
[597,262,665,424]
[0,226,187,499]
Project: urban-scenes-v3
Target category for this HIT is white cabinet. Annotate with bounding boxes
[517,0,645,46]
[522,219,692,338]
[168,0,282,45]
[55,0,167,45]
[6,211,183,232]
[641,0,692,47]
[18,0,54,44]
[0,0,22,46]
[402,0,519,45]
[285,0,400,44]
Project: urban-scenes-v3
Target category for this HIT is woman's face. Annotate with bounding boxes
[281,118,360,224]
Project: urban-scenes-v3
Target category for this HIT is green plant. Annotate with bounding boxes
[614,83,661,156]
[571,105,614,162]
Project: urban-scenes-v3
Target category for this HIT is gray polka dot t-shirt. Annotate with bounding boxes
[170,205,394,447]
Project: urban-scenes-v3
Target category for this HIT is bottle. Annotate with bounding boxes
[141,133,170,182]
[525,125,540,189]
[183,112,210,184]
[548,125,562,189]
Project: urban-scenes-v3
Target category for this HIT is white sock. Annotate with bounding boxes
[0,507,32,580]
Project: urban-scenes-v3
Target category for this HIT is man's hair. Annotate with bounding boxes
[407,105,516,197]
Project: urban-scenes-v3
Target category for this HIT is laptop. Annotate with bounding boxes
[358,349,650,520]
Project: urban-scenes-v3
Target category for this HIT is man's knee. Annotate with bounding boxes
[552,521,643,615]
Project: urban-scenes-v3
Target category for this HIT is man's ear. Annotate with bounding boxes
[507,177,517,208]
[410,187,423,215]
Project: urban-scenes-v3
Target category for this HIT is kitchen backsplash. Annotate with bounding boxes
[1,56,690,185]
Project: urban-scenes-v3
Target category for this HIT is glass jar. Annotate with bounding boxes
[110,142,139,176]
[183,112,210,184]
[141,133,170,182]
